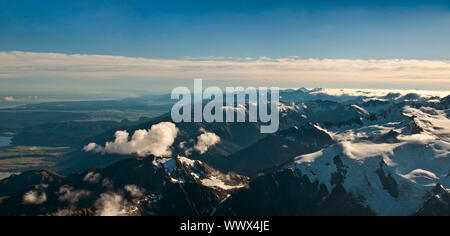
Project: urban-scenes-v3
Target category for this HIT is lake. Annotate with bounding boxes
[0,136,12,147]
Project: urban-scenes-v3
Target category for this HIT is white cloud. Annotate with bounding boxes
[23,190,47,205]
[1,96,39,103]
[54,209,75,216]
[58,185,91,204]
[83,172,102,184]
[95,192,125,216]
[310,88,449,100]
[178,141,187,149]
[83,122,179,158]
[2,96,15,102]
[83,143,104,154]
[102,178,114,189]
[194,129,221,155]
[1,51,449,89]
[124,185,144,198]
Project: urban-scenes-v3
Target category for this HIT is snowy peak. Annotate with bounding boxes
[153,155,249,191]
[279,123,334,146]
[285,102,450,216]
[415,184,450,216]
[288,141,449,215]
[441,95,450,105]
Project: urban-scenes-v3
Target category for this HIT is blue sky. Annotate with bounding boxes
[1,0,449,59]
[0,0,449,96]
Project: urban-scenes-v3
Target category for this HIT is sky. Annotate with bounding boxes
[0,0,449,96]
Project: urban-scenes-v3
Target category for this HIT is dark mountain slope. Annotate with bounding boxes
[214,124,333,176]
[0,155,247,216]
[0,169,64,197]
[214,169,375,216]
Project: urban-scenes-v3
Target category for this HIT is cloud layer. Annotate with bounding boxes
[1,51,449,89]
[84,122,179,157]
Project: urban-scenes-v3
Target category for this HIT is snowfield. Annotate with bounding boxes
[287,91,450,216]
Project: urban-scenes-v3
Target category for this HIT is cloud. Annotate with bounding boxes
[83,172,102,184]
[83,143,104,154]
[102,178,114,189]
[54,209,75,216]
[1,51,449,89]
[23,190,47,205]
[3,96,15,102]
[95,192,125,216]
[84,122,179,157]
[53,186,91,216]
[194,129,221,155]
[124,185,145,198]
[1,96,39,103]
[58,186,91,204]
[310,88,449,100]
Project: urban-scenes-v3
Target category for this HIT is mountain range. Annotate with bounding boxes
[0,88,448,216]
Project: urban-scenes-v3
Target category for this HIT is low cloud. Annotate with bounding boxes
[58,186,91,204]
[84,122,179,158]
[3,96,15,102]
[83,143,104,154]
[83,172,102,184]
[194,129,221,155]
[23,190,47,205]
[1,96,39,103]
[54,209,75,216]
[95,192,126,216]
[102,178,114,189]
[124,185,145,198]
[53,186,91,216]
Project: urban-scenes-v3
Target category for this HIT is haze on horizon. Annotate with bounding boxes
[0,0,449,95]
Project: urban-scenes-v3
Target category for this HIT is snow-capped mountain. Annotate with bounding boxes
[286,103,450,215]
[0,89,448,216]
[215,91,450,216]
